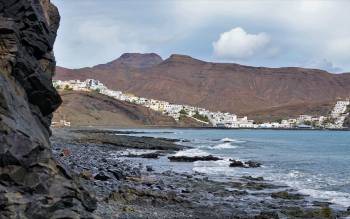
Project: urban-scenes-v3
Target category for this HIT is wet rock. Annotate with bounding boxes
[146,165,154,172]
[108,168,126,180]
[245,160,262,168]
[229,159,262,168]
[271,191,304,200]
[94,172,111,181]
[245,181,280,190]
[229,159,245,167]
[109,186,184,205]
[126,152,161,159]
[168,155,221,162]
[73,131,187,151]
[255,211,279,219]
[313,201,332,208]
[242,176,264,181]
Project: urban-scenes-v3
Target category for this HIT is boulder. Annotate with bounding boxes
[229,160,245,167]
[229,159,262,168]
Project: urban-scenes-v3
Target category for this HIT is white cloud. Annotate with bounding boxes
[213,27,271,59]
[52,0,350,71]
[173,1,350,70]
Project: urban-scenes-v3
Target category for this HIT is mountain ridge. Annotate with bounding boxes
[55,53,350,121]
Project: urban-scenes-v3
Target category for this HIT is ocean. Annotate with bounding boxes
[116,128,350,208]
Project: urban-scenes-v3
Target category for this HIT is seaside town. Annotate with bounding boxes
[53,79,350,130]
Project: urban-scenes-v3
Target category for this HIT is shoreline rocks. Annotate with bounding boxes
[50,128,350,219]
[168,155,222,162]
[71,129,187,151]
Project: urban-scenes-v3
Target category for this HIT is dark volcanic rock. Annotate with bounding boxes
[94,172,111,181]
[229,159,262,168]
[0,1,96,218]
[271,191,305,200]
[73,130,186,151]
[168,155,221,162]
[245,160,262,168]
[229,160,245,167]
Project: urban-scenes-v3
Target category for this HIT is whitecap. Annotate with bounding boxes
[213,142,238,149]
[299,189,350,207]
[193,159,233,175]
[173,148,210,157]
[220,137,246,143]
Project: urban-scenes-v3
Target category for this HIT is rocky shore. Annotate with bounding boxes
[51,128,350,219]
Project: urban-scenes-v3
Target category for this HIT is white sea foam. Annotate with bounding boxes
[174,148,210,157]
[299,189,350,207]
[113,149,158,156]
[213,142,238,149]
[220,137,246,143]
[193,159,233,175]
[266,170,350,208]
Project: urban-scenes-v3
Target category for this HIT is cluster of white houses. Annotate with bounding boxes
[53,79,350,129]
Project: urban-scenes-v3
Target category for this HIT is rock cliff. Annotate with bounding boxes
[0,0,96,218]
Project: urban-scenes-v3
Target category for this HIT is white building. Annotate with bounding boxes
[85,79,107,91]
[331,100,350,118]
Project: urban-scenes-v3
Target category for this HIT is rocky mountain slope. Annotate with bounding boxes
[54,91,178,127]
[54,91,205,128]
[55,53,350,120]
[0,1,95,218]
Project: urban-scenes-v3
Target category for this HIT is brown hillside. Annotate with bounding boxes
[55,53,350,120]
[53,91,178,127]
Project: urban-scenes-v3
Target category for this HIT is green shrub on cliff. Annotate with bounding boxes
[64,85,73,91]
[193,112,209,123]
[179,108,187,115]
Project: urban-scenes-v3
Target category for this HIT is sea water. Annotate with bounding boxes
[116,128,350,208]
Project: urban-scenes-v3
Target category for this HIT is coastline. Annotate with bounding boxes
[51,127,350,218]
[63,125,350,132]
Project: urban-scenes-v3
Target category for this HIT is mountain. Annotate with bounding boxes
[55,53,350,121]
[54,91,205,128]
[95,52,163,69]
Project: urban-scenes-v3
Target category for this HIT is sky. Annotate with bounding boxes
[52,0,350,73]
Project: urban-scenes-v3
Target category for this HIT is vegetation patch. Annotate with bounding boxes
[193,112,209,123]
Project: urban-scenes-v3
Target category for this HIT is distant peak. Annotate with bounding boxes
[94,53,163,69]
[165,54,205,64]
[119,53,162,60]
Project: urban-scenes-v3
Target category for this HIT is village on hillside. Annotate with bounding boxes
[53,79,350,130]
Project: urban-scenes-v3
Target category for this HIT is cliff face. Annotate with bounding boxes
[0,1,96,218]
